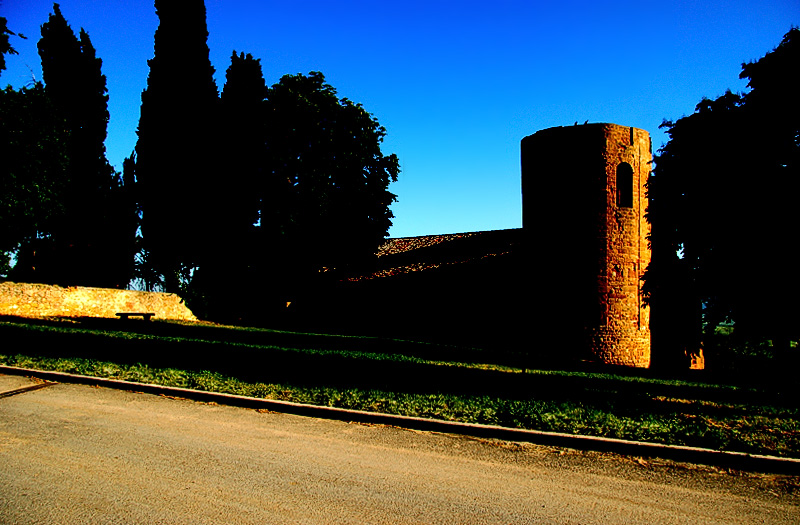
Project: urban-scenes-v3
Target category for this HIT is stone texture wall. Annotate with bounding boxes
[591,124,652,367]
[0,281,197,321]
[521,123,651,367]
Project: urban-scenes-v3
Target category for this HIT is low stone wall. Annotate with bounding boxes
[0,281,197,321]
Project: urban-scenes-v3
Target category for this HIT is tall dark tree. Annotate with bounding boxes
[6,4,134,287]
[38,4,109,176]
[264,71,399,282]
[135,0,220,293]
[646,28,800,367]
[729,28,800,353]
[132,3,400,318]
[1,18,60,277]
[0,83,69,276]
[189,51,268,318]
[218,51,266,243]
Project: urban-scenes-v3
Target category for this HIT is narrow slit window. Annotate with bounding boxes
[617,163,633,208]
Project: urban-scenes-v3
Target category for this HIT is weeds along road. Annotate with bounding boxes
[0,375,797,524]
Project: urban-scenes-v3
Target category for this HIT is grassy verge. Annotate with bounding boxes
[2,315,798,458]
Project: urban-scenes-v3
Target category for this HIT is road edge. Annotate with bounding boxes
[2,364,798,475]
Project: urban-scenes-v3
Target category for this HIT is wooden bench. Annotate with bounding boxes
[116,312,155,321]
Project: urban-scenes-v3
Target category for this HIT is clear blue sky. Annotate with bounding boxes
[2,1,797,237]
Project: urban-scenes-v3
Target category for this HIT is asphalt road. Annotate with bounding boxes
[0,375,797,524]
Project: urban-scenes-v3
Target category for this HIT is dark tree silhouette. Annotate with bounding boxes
[5,4,134,287]
[646,28,800,367]
[38,4,109,176]
[195,68,401,320]
[0,83,68,276]
[0,16,24,74]
[219,51,267,235]
[217,50,267,253]
[135,0,220,293]
[265,71,399,282]
[133,3,399,321]
[188,51,269,319]
[1,16,57,276]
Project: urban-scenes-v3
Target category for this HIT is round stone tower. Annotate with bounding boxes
[520,123,651,367]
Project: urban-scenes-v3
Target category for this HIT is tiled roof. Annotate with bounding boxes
[375,232,482,257]
[346,228,523,282]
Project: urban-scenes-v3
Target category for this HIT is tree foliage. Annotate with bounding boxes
[135,0,220,293]
[219,51,265,237]
[0,16,24,74]
[186,51,268,317]
[14,3,135,287]
[0,83,68,275]
[133,4,399,319]
[264,71,399,275]
[646,28,800,366]
[38,4,110,189]
[2,4,135,286]
[189,65,400,320]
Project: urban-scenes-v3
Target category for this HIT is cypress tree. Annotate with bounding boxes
[219,51,265,239]
[187,51,268,319]
[25,3,133,287]
[135,0,220,292]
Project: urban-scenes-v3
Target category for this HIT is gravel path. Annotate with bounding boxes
[1,376,797,524]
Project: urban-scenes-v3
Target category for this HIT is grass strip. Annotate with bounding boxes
[2,350,798,459]
[0,318,758,392]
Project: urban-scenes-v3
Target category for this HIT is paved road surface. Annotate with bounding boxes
[0,374,797,524]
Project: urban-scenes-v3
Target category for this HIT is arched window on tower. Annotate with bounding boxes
[616,163,633,208]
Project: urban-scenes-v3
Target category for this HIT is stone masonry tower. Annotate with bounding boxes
[520,123,651,367]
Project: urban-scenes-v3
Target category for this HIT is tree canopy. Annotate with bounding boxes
[133,4,400,320]
[645,28,800,366]
[264,71,399,275]
[1,4,135,287]
[38,4,110,185]
[188,67,400,320]
[219,51,266,238]
[0,83,68,275]
[5,1,400,317]
[135,0,221,293]
[184,51,268,318]
[0,16,24,74]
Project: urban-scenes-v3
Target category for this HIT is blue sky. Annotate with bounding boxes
[2,1,797,237]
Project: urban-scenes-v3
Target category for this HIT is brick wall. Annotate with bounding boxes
[521,123,652,367]
[0,281,197,321]
[592,124,652,367]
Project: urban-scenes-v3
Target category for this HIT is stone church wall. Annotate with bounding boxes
[0,281,196,321]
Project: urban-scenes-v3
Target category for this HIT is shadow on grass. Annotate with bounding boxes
[2,315,796,416]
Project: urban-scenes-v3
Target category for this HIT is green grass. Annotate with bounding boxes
[2,315,798,458]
